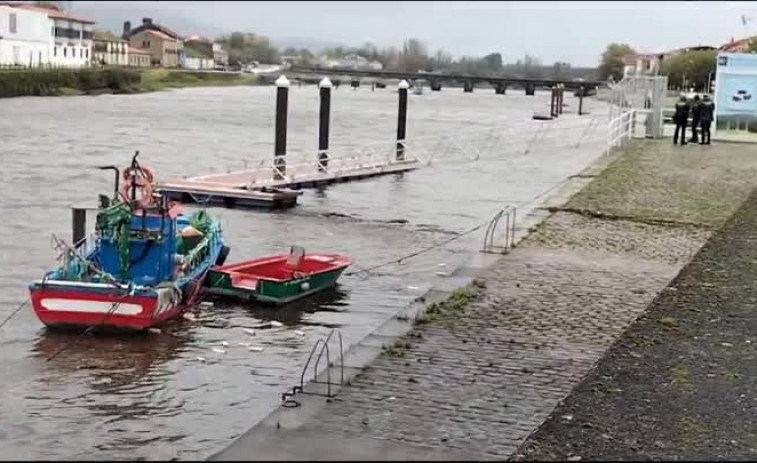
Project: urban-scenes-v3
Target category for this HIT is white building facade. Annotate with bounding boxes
[0,4,94,68]
[0,5,51,66]
[49,12,94,67]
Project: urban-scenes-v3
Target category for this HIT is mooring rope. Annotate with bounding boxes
[344,220,490,277]
[0,300,29,332]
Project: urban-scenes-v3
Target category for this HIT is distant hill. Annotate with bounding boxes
[69,1,222,38]
[271,36,344,54]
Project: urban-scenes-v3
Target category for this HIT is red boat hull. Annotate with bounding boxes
[29,281,185,331]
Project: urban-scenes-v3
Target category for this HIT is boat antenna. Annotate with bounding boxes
[97,165,120,203]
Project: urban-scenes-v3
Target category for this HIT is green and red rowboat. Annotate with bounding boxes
[205,246,350,305]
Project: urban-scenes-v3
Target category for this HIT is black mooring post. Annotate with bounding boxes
[274,75,289,180]
[550,87,556,118]
[396,80,409,161]
[578,86,585,115]
[558,84,564,115]
[318,78,332,172]
[72,207,86,247]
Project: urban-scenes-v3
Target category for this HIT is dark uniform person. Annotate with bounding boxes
[689,94,702,143]
[699,95,715,145]
[673,95,690,146]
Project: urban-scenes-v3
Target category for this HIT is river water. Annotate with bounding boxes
[0,85,608,460]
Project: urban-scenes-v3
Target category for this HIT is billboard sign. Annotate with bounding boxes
[715,53,757,138]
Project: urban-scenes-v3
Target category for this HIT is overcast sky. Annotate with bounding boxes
[71,1,757,67]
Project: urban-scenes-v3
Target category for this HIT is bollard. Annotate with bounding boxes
[273,75,289,180]
[525,83,535,96]
[72,207,86,248]
[463,81,474,93]
[550,87,556,118]
[558,84,564,115]
[578,86,585,115]
[318,78,332,172]
[396,80,409,161]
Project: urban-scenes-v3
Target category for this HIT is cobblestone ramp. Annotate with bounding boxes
[212,247,681,461]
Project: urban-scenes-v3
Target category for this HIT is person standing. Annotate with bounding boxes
[673,95,690,145]
[700,94,715,145]
[689,94,702,143]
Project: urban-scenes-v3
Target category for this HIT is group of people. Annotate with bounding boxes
[673,94,715,146]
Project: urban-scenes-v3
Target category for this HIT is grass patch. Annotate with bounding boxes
[135,69,261,92]
[384,337,412,357]
[670,365,690,385]
[414,287,479,325]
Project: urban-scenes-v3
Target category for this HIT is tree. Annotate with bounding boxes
[482,53,503,73]
[598,43,636,81]
[746,37,757,53]
[660,50,716,91]
[400,38,427,72]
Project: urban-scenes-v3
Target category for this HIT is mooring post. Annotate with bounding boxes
[318,77,332,172]
[558,84,565,115]
[72,207,86,248]
[273,75,289,180]
[396,79,409,161]
[550,87,556,118]
[578,86,585,115]
[371,81,375,92]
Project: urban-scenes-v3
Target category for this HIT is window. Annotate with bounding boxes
[9,13,16,33]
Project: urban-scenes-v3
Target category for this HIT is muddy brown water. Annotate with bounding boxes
[0,85,608,460]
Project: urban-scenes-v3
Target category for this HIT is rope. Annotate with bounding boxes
[345,220,489,277]
[0,300,28,331]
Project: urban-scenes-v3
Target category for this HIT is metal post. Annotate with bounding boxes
[550,87,556,117]
[558,84,564,115]
[273,75,289,180]
[318,78,332,172]
[72,207,86,247]
[396,80,409,161]
[578,86,584,115]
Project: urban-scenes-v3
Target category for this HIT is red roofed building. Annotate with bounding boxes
[122,18,183,67]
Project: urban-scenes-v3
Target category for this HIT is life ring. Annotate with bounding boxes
[121,164,156,208]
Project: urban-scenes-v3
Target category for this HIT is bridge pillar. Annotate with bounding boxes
[430,80,442,91]
[396,80,409,161]
[273,75,289,180]
[525,83,535,96]
[494,84,507,95]
[351,79,360,90]
[318,78,332,172]
[463,81,474,93]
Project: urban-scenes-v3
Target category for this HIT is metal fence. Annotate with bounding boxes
[608,75,668,139]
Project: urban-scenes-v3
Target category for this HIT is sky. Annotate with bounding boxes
[69,1,757,67]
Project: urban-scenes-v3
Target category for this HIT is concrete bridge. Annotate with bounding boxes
[287,66,606,95]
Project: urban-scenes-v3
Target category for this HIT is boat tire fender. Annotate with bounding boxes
[216,245,231,266]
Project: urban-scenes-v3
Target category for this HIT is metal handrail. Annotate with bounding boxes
[482,205,517,254]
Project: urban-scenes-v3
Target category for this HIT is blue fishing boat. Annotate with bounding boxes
[29,153,229,331]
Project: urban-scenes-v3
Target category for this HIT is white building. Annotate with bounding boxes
[0,4,94,68]
[0,4,51,66]
[93,30,128,67]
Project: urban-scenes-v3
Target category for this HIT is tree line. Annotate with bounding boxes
[215,33,599,80]
[598,42,717,92]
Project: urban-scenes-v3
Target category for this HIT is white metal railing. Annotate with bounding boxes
[184,114,608,189]
[606,109,637,154]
